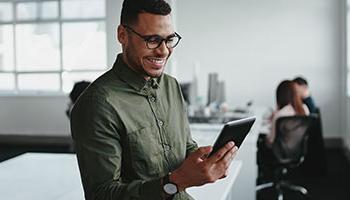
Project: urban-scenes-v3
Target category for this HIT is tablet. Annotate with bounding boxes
[208,116,256,157]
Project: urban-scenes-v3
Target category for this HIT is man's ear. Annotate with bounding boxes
[117,25,127,45]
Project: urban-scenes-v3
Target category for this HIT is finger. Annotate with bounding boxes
[219,169,229,179]
[190,146,213,159]
[231,146,239,157]
[219,174,227,179]
[222,146,238,165]
[207,141,235,163]
[225,147,239,169]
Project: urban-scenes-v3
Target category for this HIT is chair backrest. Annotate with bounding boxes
[297,109,328,177]
[273,116,316,166]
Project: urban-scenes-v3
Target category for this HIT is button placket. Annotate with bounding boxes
[158,119,164,126]
[164,144,171,151]
[149,96,156,102]
[141,87,149,96]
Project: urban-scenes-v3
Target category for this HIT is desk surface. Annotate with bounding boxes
[0,153,242,200]
[187,160,242,200]
[0,153,83,200]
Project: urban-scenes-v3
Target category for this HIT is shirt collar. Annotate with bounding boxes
[113,54,161,91]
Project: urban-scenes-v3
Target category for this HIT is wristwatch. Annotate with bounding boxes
[162,173,178,195]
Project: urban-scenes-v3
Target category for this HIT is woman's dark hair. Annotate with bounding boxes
[66,81,91,118]
[276,80,306,115]
[69,81,91,103]
[121,0,171,26]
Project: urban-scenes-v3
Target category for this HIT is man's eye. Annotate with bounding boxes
[147,36,162,43]
[167,38,174,42]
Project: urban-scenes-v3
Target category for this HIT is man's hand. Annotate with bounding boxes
[169,141,238,191]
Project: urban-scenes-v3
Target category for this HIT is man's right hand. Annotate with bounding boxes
[169,141,238,191]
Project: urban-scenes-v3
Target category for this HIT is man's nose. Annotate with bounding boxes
[154,41,170,56]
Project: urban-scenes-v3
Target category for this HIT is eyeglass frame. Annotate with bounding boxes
[123,25,182,49]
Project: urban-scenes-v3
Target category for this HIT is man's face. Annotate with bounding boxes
[118,13,174,80]
[295,84,310,98]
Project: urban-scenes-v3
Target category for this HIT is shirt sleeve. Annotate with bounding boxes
[70,95,163,200]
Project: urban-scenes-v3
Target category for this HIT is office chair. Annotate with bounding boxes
[256,116,317,200]
[296,109,327,178]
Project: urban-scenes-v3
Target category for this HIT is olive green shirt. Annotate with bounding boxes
[71,54,198,200]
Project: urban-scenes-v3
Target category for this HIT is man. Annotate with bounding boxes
[71,0,238,199]
[292,76,318,113]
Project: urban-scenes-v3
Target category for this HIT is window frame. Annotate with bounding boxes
[0,0,107,95]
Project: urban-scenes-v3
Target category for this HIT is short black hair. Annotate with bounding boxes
[121,0,171,26]
[293,76,308,86]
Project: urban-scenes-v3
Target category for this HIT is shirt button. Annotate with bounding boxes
[158,120,164,126]
[149,96,156,102]
[164,145,171,151]
[141,88,148,94]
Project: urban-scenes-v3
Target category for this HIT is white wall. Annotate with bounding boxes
[174,0,345,138]
[341,0,349,152]
[0,0,347,139]
[0,96,70,136]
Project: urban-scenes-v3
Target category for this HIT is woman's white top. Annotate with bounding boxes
[266,104,310,146]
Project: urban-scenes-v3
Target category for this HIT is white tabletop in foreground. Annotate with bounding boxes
[0,153,84,200]
[0,153,242,200]
[187,160,242,200]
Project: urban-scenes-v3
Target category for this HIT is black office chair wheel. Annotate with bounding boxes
[257,181,308,200]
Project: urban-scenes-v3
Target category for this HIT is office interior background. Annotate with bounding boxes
[0,0,350,199]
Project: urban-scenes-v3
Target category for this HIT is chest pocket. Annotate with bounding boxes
[127,125,163,178]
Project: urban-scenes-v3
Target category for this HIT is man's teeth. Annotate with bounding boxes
[149,58,164,64]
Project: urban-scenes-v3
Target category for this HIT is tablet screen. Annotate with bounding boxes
[208,116,256,157]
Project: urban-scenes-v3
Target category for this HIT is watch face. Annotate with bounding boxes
[163,183,178,195]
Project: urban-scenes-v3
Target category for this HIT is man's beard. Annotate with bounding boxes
[125,50,165,78]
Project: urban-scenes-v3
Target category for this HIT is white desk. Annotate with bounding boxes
[0,153,242,200]
[0,153,83,200]
[190,107,266,200]
[187,161,242,200]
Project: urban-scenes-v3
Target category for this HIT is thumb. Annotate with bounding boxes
[191,146,212,158]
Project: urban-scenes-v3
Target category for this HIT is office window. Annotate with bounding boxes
[62,22,106,70]
[0,73,15,90]
[0,0,107,94]
[0,3,13,22]
[16,1,59,20]
[16,23,60,71]
[18,73,60,91]
[61,0,105,19]
[0,25,14,71]
[62,71,104,93]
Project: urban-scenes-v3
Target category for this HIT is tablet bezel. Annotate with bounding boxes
[208,116,256,157]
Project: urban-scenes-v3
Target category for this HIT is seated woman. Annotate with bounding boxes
[266,80,310,147]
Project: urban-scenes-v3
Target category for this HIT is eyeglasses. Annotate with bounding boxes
[123,25,182,49]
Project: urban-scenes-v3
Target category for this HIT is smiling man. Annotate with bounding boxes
[70,0,238,200]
